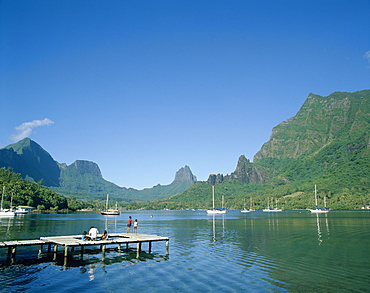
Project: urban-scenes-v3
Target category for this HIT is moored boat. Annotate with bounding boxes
[309,185,329,213]
[14,206,33,215]
[263,197,282,212]
[101,194,120,215]
[206,186,227,215]
[0,186,15,217]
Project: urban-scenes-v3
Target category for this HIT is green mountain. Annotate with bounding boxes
[54,162,197,202]
[0,138,60,186]
[155,90,370,210]
[0,139,197,202]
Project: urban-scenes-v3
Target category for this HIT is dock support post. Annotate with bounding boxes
[47,244,51,253]
[8,247,16,263]
[117,243,121,251]
[53,245,58,260]
[101,245,106,261]
[64,246,69,257]
[148,241,152,253]
[136,242,141,258]
[166,240,169,254]
[10,247,16,264]
[39,245,43,254]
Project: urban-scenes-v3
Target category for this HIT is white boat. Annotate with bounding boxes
[0,186,15,217]
[207,186,227,215]
[101,194,120,215]
[241,198,250,213]
[14,206,33,214]
[263,197,282,212]
[249,197,255,211]
[309,185,329,213]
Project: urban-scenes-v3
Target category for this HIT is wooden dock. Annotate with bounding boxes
[1,233,169,264]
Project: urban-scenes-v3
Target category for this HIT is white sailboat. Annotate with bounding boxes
[241,197,250,213]
[101,194,120,215]
[249,197,255,211]
[207,185,226,215]
[0,186,15,217]
[263,197,282,212]
[309,185,329,213]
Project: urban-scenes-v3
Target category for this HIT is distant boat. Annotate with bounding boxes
[249,197,256,211]
[207,186,226,215]
[263,197,282,212]
[101,194,120,215]
[309,185,329,213]
[14,206,33,215]
[241,198,250,213]
[0,186,15,217]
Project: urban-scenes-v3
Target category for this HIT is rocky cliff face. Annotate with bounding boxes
[172,165,197,184]
[64,160,102,177]
[208,155,268,185]
[253,90,370,162]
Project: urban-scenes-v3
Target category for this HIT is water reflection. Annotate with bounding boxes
[315,213,330,245]
[1,211,369,293]
[210,214,225,242]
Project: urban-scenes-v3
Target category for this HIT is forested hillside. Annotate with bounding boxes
[0,168,92,211]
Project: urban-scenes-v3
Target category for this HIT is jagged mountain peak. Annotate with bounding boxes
[172,165,197,184]
[0,138,197,201]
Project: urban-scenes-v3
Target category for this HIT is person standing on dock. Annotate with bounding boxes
[133,219,138,233]
[127,216,132,233]
[89,226,99,240]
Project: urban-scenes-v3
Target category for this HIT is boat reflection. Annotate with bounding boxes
[315,213,330,245]
[211,214,225,242]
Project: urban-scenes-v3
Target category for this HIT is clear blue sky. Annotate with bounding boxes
[1,0,369,189]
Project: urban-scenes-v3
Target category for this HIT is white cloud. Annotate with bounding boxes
[364,50,370,62]
[10,118,54,142]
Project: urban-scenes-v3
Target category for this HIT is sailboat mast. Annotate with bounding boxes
[1,186,4,211]
[106,194,109,210]
[10,193,13,211]
[314,185,318,208]
[212,185,215,210]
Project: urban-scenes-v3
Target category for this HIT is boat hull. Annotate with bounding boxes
[0,211,16,216]
[263,209,283,212]
[101,211,120,215]
[309,209,329,213]
[207,209,226,215]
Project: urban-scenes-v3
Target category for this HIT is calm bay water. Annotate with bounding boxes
[0,210,369,292]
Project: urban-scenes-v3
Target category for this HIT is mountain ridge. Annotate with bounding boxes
[159,90,370,210]
[0,138,197,202]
